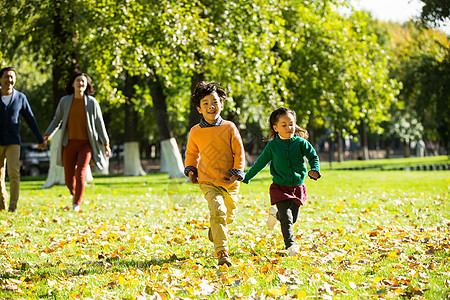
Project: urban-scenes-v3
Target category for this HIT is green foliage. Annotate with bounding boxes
[1,0,446,155]
[279,1,400,136]
[419,0,450,27]
[382,21,450,147]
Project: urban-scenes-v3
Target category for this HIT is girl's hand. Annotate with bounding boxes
[188,171,199,184]
[308,170,320,180]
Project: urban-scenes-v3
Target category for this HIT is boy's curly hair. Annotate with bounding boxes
[191,81,227,108]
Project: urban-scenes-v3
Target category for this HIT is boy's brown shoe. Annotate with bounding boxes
[217,250,232,266]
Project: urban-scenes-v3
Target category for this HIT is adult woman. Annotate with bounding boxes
[44,73,110,212]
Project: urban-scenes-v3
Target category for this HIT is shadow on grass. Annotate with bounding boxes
[1,247,265,284]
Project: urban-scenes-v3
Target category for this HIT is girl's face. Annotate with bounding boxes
[72,75,87,95]
[273,113,296,139]
[197,91,224,124]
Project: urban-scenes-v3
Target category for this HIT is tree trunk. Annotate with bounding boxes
[189,70,205,129]
[403,140,411,157]
[360,121,369,160]
[306,118,315,147]
[148,74,184,178]
[336,129,344,162]
[161,138,184,178]
[385,138,391,159]
[123,72,145,176]
[124,142,145,176]
[44,0,79,189]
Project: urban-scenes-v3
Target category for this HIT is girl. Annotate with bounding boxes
[243,107,321,256]
[44,73,110,212]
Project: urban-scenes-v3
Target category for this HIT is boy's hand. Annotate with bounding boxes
[308,170,320,180]
[222,175,240,186]
[188,171,198,184]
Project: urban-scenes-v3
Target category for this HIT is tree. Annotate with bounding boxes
[419,0,450,27]
[384,21,449,154]
[0,0,84,186]
[122,73,146,176]
[278,1,399,161]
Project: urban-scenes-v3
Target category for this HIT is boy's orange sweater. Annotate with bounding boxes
[185,120,245,188]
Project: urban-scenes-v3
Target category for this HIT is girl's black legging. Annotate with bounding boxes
[276,199,300,249]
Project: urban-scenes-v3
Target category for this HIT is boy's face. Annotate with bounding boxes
[197,91,224,124]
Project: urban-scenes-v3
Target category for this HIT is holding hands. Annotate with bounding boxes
[37,141,47,151]
[221,174,240,186]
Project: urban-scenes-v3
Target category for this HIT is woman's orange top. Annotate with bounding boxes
[67,97,88,140]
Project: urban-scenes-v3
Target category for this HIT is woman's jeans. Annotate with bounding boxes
[63,139,92,206]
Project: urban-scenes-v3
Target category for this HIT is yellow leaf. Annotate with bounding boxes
[373,276,383,284]
[265,274,275,282]
[388,251,397,258]
[296,291,307,299]
[268,285,287,297]
[118,275,125,285]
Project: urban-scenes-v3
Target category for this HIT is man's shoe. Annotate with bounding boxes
[287,244,299,256]
[208,227,214,242]
[73,204,80,213]
[217,250,232,266]
[267,206,278,230]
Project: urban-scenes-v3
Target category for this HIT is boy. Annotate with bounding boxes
[185,81,245,267]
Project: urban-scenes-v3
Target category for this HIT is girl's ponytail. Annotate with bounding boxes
[295,125,308,139]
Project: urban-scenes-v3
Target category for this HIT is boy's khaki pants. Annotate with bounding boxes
[0,145,21,211]
[200,183,239,253]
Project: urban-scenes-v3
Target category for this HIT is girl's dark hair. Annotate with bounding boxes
[191,81,226,108]
[65,73,95,95]
[0,67,16,78]
[268,107,308,140]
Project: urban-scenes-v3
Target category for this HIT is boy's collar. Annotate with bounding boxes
[199,116,223,128]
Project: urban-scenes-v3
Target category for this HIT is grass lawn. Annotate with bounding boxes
[321,155,450,170]
[0,166,449,299]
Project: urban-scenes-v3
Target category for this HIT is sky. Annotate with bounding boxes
[351,0,450,34]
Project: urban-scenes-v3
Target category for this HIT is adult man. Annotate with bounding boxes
[0,67,46,212]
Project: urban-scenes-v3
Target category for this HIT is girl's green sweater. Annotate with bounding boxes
[243,135,320,187]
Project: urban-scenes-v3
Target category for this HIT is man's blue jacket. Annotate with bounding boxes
[0,88,44,145]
